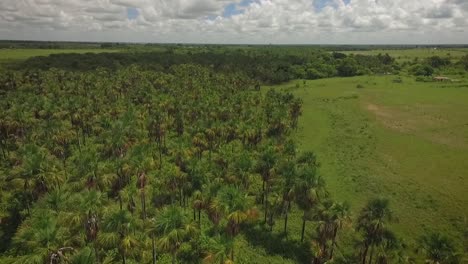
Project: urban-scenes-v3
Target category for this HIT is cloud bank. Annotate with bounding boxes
[0,0,467,44]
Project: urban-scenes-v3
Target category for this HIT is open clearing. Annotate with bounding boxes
[0,48,118,65]
[342,48,468,62]
[265,75,468,257]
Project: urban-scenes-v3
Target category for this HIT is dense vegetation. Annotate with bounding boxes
[13,48,400,84]
[0,45,465,263]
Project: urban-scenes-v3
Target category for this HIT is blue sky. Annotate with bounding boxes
[315,0,351,11]
[223,0,255,17]
[223,0,353,17]
[127,7,139,20]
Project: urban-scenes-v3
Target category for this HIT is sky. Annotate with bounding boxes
[0,0,467,44]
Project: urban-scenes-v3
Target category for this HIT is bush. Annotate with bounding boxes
[337,57,360,77]
[427,56,451,68]
[410,64,434,76]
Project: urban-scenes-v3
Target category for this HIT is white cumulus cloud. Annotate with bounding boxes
[0,0,466,43]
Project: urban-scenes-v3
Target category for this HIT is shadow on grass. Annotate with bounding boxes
[242,224,312,264]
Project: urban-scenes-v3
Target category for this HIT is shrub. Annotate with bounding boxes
[410,64,434,76]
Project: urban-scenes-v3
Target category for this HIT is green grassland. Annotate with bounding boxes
[0,48,118,65]
[261,75,468,261]
[342,48,468,62]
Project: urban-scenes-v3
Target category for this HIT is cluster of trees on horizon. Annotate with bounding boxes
[0,48,465,264]
[2,46,465,85]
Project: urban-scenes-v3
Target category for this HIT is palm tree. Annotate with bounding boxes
[11,210,73,264]
[148,112,167,169]
[265,192,282,232]
[256,146,277,223]
[418,233,460,264]
[356,198,394,264]
[100,207,140,264]
[192,190,205,225]
[328,202,351,260]
[312,200,351,263]
[202,234,234,264]
[294,163,326,242]
[9,144,50,214]
[217,186,258,261]
[155,206,197,264]
[277,159,296,234]
[288,97,302,130]
[73,190,106,263]
[145,218,159,264]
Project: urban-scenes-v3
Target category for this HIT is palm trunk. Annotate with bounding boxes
[284,201,290,234]
[141,190,146,220]
[313,257,320,264]
[231,247,234,262]
[62,159,67,178]
[0,140,7,159]
[198,209,201,225]
[179,189,183,207]
[94,243,100,264]
[284,212,288,234]
[264,183,268,223]
[261,181,265,204]
[152,235,156,264]
[171,252,176,264]
[368,245,374,264]
[301,216,306,242]
[361,244,369,264]
[26,197,31,216]
[329,227,338,260]
[193,208,196,221]
[269,213,274,232]
[158,145,162,170]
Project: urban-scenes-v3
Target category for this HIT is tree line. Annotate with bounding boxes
[13,48,399,85]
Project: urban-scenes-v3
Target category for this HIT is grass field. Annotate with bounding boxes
[0,48,118,65]
[258,75,468,262]
[342,48,468,62]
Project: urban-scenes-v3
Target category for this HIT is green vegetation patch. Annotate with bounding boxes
[266,75,468,260]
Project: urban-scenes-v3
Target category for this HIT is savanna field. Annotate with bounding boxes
[0,44,467,263]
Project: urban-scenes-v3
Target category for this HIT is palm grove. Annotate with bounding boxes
[0,48,463,264]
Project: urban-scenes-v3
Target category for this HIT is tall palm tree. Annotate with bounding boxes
[265,192,282,232]
[294,158,325,243]
[277,159,296,234]
[328,202,351,260]
[288,97,302,130]
[148,112,167,169]
[356,198,394,264]
[100,207,140,264]
[217,186,258,261]
[192,190,205,225]
[312,200,351,263]
[256,146,277,224]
